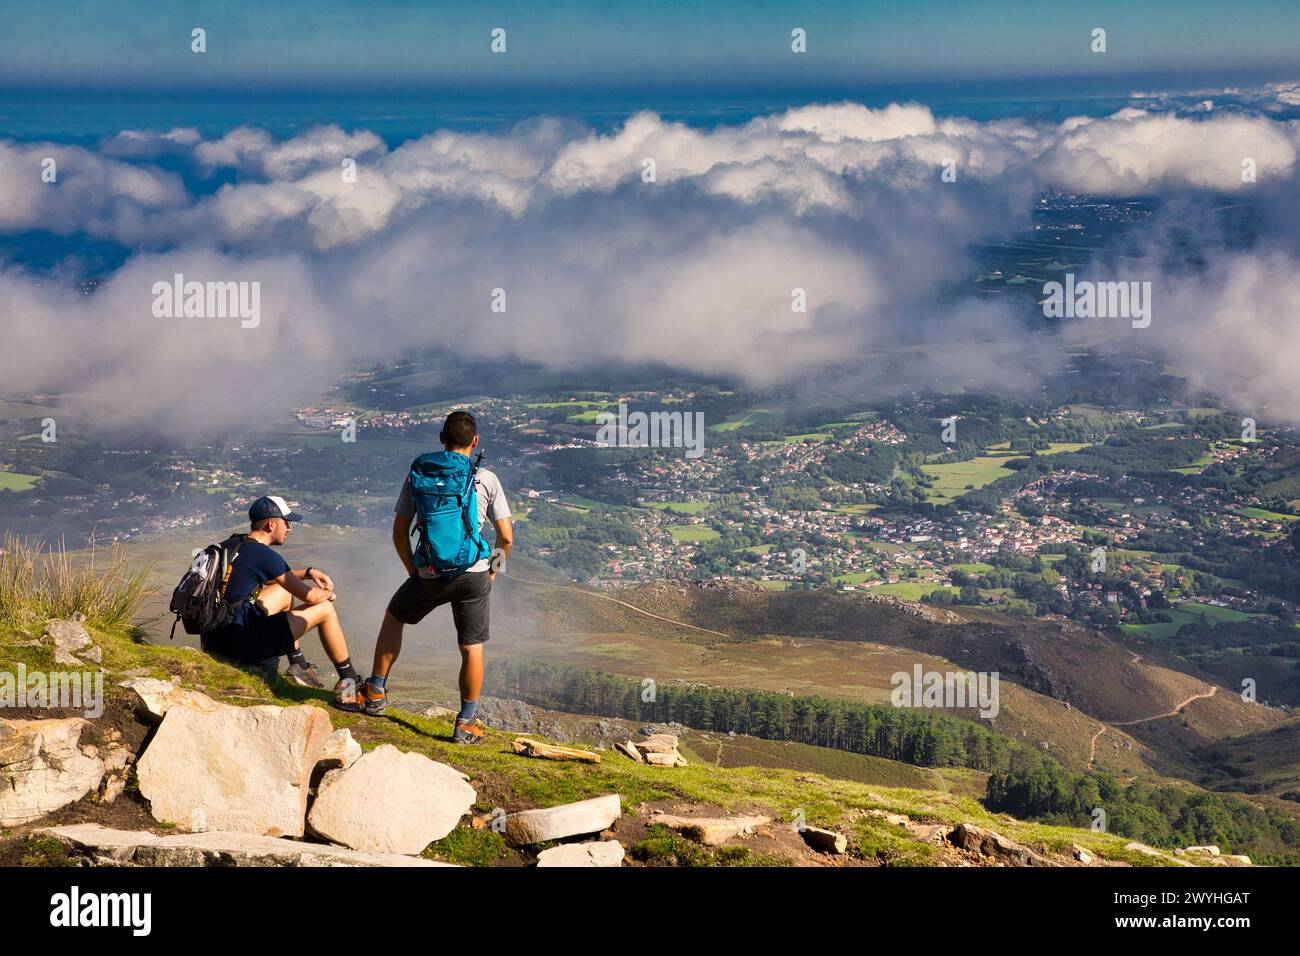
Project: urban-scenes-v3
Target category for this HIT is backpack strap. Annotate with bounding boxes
[461,452,484,534]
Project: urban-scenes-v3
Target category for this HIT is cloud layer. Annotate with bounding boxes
[4,95,1300,436]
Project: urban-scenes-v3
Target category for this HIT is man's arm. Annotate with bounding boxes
[272,571,333,605]
[289,567,333,591]
[393,512,416,578]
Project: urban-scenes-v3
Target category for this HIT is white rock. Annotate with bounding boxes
[505,794,622,846]
[536,840,625,867]
[0,717,104,826]
[137,702,332,837]
[40,823,457,867]
[44,618,95,666]
[317,728,362,771]
[307,744,476,855]
[118,677,221,723]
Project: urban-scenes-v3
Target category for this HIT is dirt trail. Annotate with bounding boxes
[1087,650,1219,766]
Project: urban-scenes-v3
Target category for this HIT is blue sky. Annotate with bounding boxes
[2,0,1297,90]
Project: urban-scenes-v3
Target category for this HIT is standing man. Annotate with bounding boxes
[358,411,512,743]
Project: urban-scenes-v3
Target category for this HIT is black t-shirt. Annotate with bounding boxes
[223,538,289,626]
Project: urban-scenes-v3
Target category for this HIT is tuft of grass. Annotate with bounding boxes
[0,533,151,631]
[21,836,74,867]
[629,824,791,866]
[423,827,509,867]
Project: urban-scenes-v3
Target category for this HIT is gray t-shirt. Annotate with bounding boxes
[395,465,511,574]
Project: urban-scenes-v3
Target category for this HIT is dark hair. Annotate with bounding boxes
[441,410,478,449]
[250,517,275,531]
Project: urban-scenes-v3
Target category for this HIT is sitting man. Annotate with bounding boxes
[201,495,362,709]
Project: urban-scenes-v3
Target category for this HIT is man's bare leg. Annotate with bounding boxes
[287,602,349,665]
[459,643,484,703]
[370,611,406,680]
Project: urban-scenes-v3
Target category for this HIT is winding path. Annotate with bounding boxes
[1087,668,1219,766]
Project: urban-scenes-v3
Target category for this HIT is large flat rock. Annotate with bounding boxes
[306,744,476,855]
[536,840,625,867]
[0,717,104,827]
[136,702,333,837]
[40,823,457,867]
[504,794,622,846]
[118,678,222,723]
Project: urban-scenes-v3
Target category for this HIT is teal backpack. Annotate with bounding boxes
[409,450,491,576]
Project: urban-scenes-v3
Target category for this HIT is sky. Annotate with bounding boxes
[1,0,1298,91]
[2,5,1300,441]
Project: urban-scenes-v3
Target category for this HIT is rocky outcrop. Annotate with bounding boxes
[306,744,475,855]
[801,826,848,854]
[615,733,687,767]
[136,703,333,837]
[504,795,622,846]
[536,840,625,867]
[948,823,1054,867]
[0,717,105,826]
[40,823,457,867]
[512,737,600,763]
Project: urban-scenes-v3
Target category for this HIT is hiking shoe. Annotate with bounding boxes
[358,680,387,717]
[332,676,362,711]
[452,718,486,745]
[284,661,325,689]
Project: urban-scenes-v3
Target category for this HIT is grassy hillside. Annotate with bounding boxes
[0,616,1195,868]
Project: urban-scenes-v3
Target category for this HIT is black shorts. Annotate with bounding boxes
[202,611,296,663]
[386,570,491,645]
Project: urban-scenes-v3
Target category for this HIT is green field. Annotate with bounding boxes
[642,501,712,514]
[920,456,1019,504]
[669,525,721,543]
[1237,507,1299,522]
[0,400,57,422]
[951,562,995,573]
[524,400,609,409]
[832,571,882,585]
[708,406,779,432]
[561,495,626,512]
[0,471,41,491]
[833,503,879,515]
[784,432,831,443]
[1121,601,1263,639]
[871,582,957,600]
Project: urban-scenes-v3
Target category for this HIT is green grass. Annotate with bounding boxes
[641,501,712,514]
[0,602,1204,868]
[950,562,995,573]
[708,406,778,432]
[0,534,150,631]
[0,472,41,491]
[1121,601,1263,639]
[669,525,721,543]
[920,457,1019,504]
[1236,507,1299,522]
[833,503,879,515]
[832,571,881,585]
[872,582,957,601]
[784,432,831,443]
